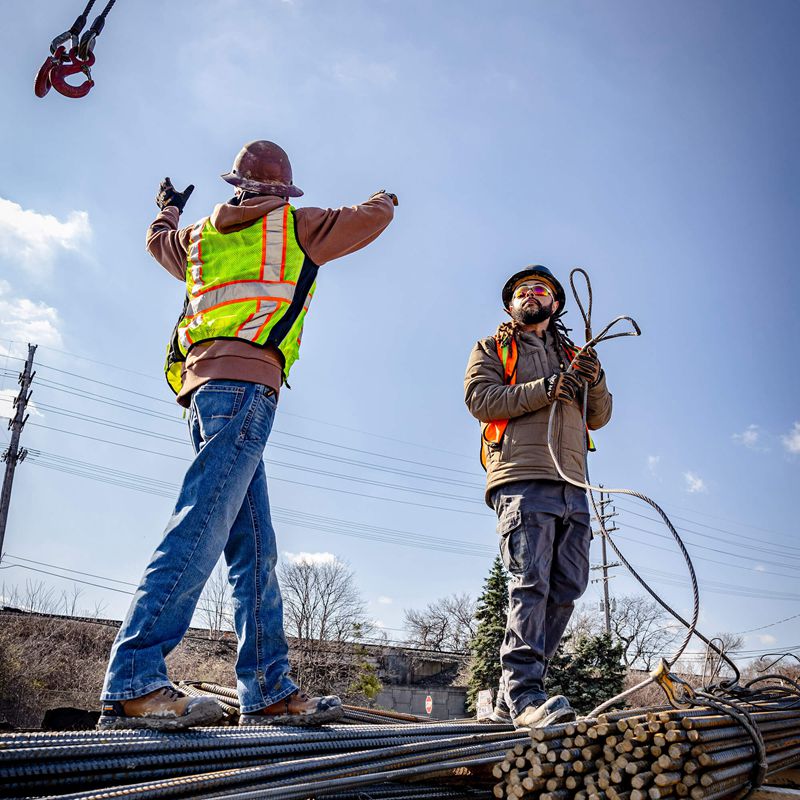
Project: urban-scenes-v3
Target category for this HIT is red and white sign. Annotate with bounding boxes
[425,695,433,715]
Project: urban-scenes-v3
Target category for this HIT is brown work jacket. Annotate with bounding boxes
[147,193,395,406]
[464,327,613,506]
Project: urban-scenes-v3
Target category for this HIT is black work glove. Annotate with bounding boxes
[545,371,583,403]
[371,189,399,206]
[156,177,195,213]
[573,346,602,386]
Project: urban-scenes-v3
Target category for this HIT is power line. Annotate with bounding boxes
[4,553,139,586]
[17,358,800,545]
[12,352,474,462]
[23,454,495,557]
[734,610,800,635]
[27,373,479,479]
[25,368,800,555]
[0,561,134,595]
[615,517,800,574]
[614,497,800,557]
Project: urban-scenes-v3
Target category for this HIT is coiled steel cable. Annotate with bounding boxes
[544,268,742,716]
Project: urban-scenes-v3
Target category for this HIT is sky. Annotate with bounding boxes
[0,0,798,671]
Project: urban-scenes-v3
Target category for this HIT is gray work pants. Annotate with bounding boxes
[492,479,591,717]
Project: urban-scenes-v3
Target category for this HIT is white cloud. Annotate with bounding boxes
[782,422,800,455]
[758,634,777,645]
[282,551,337,566]
[684,472,707,494]
[0,197,91,270]
[377,595,393,605]
[754,564,766,572]
[0,388,43,420]
[0,281,63,348]
[647,455,660,475]
[733,424,761,449]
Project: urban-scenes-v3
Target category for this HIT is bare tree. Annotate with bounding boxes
[404,593,477,652]
[279,556,376,696]
[59,585,84,617]
[564,603,603,641]
[197,562,234,640]
[4,579,60,614]
[610,595,681,670]
[702,633,744,682]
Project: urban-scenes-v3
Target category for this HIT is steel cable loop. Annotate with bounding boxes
[692,692,769,800]
[551,268,743,718]
[745,675,800,702]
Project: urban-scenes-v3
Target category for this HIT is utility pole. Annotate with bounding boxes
[590,487,620,635]
[0,343,37,561]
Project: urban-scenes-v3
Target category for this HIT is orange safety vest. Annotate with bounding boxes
[479,335,595,471]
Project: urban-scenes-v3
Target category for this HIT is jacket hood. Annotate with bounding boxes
[210,195,289,234]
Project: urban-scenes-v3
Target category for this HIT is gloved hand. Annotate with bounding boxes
[372,189,399,206]
[545,371,583,403]
[572,346,602,386]
[156,177,195,213]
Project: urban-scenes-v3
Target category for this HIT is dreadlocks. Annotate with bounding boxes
[495,315,578,371]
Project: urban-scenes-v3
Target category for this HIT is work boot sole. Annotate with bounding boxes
[96,701,224,731]
[239,704,344,727]
[514,706,577,730]
[481,711,513,725]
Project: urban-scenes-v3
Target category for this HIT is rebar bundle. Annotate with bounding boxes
[0,720,523,798]
[3,682,799,800]
[178,682,436,725]
[491,698,800,800]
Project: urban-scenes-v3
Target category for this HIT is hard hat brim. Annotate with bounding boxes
[221,172,304,198]
[502,265,566,312]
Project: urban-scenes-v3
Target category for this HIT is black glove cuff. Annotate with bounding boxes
[545,372,559,401]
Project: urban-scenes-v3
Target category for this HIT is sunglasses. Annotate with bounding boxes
[513,283,553,299]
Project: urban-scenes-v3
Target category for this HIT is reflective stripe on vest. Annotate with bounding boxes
[479,338,518,470]
[164,205,318,395]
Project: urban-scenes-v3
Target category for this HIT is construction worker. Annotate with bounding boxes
[98,140,397,730]
[464,266,613,729]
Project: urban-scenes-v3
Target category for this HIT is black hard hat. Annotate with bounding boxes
[502,265,566,313]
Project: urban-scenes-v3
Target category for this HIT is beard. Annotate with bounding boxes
[510,300,554,326]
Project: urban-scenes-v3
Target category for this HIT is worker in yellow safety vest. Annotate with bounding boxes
[98,140,397,731]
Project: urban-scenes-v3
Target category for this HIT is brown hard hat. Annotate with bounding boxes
[221,140,304,197]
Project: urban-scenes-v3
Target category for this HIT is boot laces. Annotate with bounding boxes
[159,687,185,701]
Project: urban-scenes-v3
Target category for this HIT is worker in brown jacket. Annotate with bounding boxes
[98,140,396,730]
[464,265,612,728]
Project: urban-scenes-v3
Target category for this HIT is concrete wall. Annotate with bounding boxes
[375,686,467,720]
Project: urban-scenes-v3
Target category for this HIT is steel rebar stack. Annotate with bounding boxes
[0,717,524,799]
[491,696,800,800]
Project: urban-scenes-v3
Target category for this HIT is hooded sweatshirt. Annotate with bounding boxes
[146,193,395,406]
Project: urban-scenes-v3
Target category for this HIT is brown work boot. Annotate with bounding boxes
[239,689,343,727]
[97,686,223,731]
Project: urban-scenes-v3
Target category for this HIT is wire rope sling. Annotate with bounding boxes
[34,0,118,99]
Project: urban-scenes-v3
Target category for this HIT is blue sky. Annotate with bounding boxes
[1,1,798,668]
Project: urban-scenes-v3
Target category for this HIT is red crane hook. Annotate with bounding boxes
[42,47,96,99]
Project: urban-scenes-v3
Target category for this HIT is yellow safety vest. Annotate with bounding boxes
[165,205,317,394]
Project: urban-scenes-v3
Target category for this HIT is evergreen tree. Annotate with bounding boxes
[547,632,625,715]
[466,555,509,713]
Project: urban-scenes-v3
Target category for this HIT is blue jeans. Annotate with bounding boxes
[492,480,591,718]
[101,380,297,713]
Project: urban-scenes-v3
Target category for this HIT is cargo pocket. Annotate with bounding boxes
[496,495,529,575]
